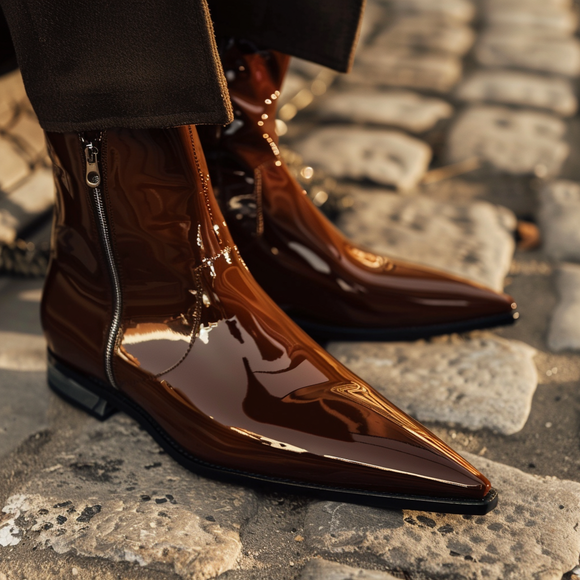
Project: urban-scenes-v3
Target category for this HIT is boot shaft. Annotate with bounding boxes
[214,42,289,167]
[43,126,235,382]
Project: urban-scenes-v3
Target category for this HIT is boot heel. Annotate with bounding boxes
[47,356,117,421]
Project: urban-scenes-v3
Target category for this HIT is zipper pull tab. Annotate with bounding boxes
[84,143,101,188]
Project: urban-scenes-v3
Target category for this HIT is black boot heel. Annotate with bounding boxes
[47,353,117,421]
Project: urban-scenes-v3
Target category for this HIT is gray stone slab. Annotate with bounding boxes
[358,1,389,47]
[8,112,47,159]
[304,452,580,580]
[0,279,50,459]
[288,58,326,82]
[538,180,580,261]
[483,0,572,9]
[296,127,432,191]
[0,367,48,459]
[484,6,578,34]
[0,331,45,372]
[299,559,399,580]
[0,168,55,243]
[279,71,309,108]
[349,48,463,93]
[446,106,569,177]
[548,263,580,352]
[476,31,580,77]
[0,136,29,193]
[0,414,257,579]
[371,17,475,55]
[385,0,476,23]
[456,70,577,116]
[0,70,26,129]
[338,190,516,291]
[315,90,453,133]
[328,334,537,435]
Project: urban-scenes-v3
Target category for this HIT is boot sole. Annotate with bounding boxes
[293,311,518,343]
[47,350,498,515]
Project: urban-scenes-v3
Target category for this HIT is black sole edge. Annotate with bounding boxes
[292,311,519,343]
[47,352,498,515]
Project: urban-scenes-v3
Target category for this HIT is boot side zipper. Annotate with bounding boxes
[81,133,121,390]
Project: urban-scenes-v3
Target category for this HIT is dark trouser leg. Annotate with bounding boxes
[0,7,17,74]
[207,0,365,72]
[0,0,232,131]
[0,0,364,132]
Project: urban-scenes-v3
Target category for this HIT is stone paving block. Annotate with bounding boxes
[0,368,48,459]
[0,331,45,372]
[456,70,577,116]
[0,168,55,243]
[8,113,47,159]
[0,330,48,458]
[538,180,580,261]
[299,559,399,580]
[0,414,258,579]
[304,452,580,580]
[0,70,26,129]
[279,71,309,108]
[0,277,55,459]
[484,6,578,34]
[548,263,580,352]
[358,1,389,47]
[315,90,453,132]
[476,31,580,77]
[338,190,516,291]
[371,17,475,55]
[446,105,569,176]
[328,334,537,435]
[349,48,463,93]
[386,0,476,23]
[288,58,326,81]
[297,127,432,191]
[0,136,29,192]
[483,0,572,9]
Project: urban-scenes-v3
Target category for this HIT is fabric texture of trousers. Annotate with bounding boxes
[0,0,365,132]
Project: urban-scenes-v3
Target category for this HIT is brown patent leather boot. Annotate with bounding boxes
[198,41,518,341]
[42,125,497,514]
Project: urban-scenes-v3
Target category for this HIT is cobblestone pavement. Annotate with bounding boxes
[0,70,53,244]
[3,0,580,578]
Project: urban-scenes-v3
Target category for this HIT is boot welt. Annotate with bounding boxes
[292,310,519,343]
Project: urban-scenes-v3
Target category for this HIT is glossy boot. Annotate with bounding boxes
[198,42,518,341]
[42,125,497,514]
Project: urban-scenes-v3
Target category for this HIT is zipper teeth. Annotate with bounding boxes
[82,132,122,390]
[92,184,122,389]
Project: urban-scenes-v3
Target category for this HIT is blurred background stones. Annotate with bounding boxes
[0,70,53,245]
[296,127,432,190]
[548,263,580,352]
[446,106,569,176]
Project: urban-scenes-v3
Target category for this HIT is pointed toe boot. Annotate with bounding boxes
[42,125,496,514]
[198,42,518,341]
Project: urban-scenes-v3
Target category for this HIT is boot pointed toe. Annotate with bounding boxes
[199,43,518,341]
